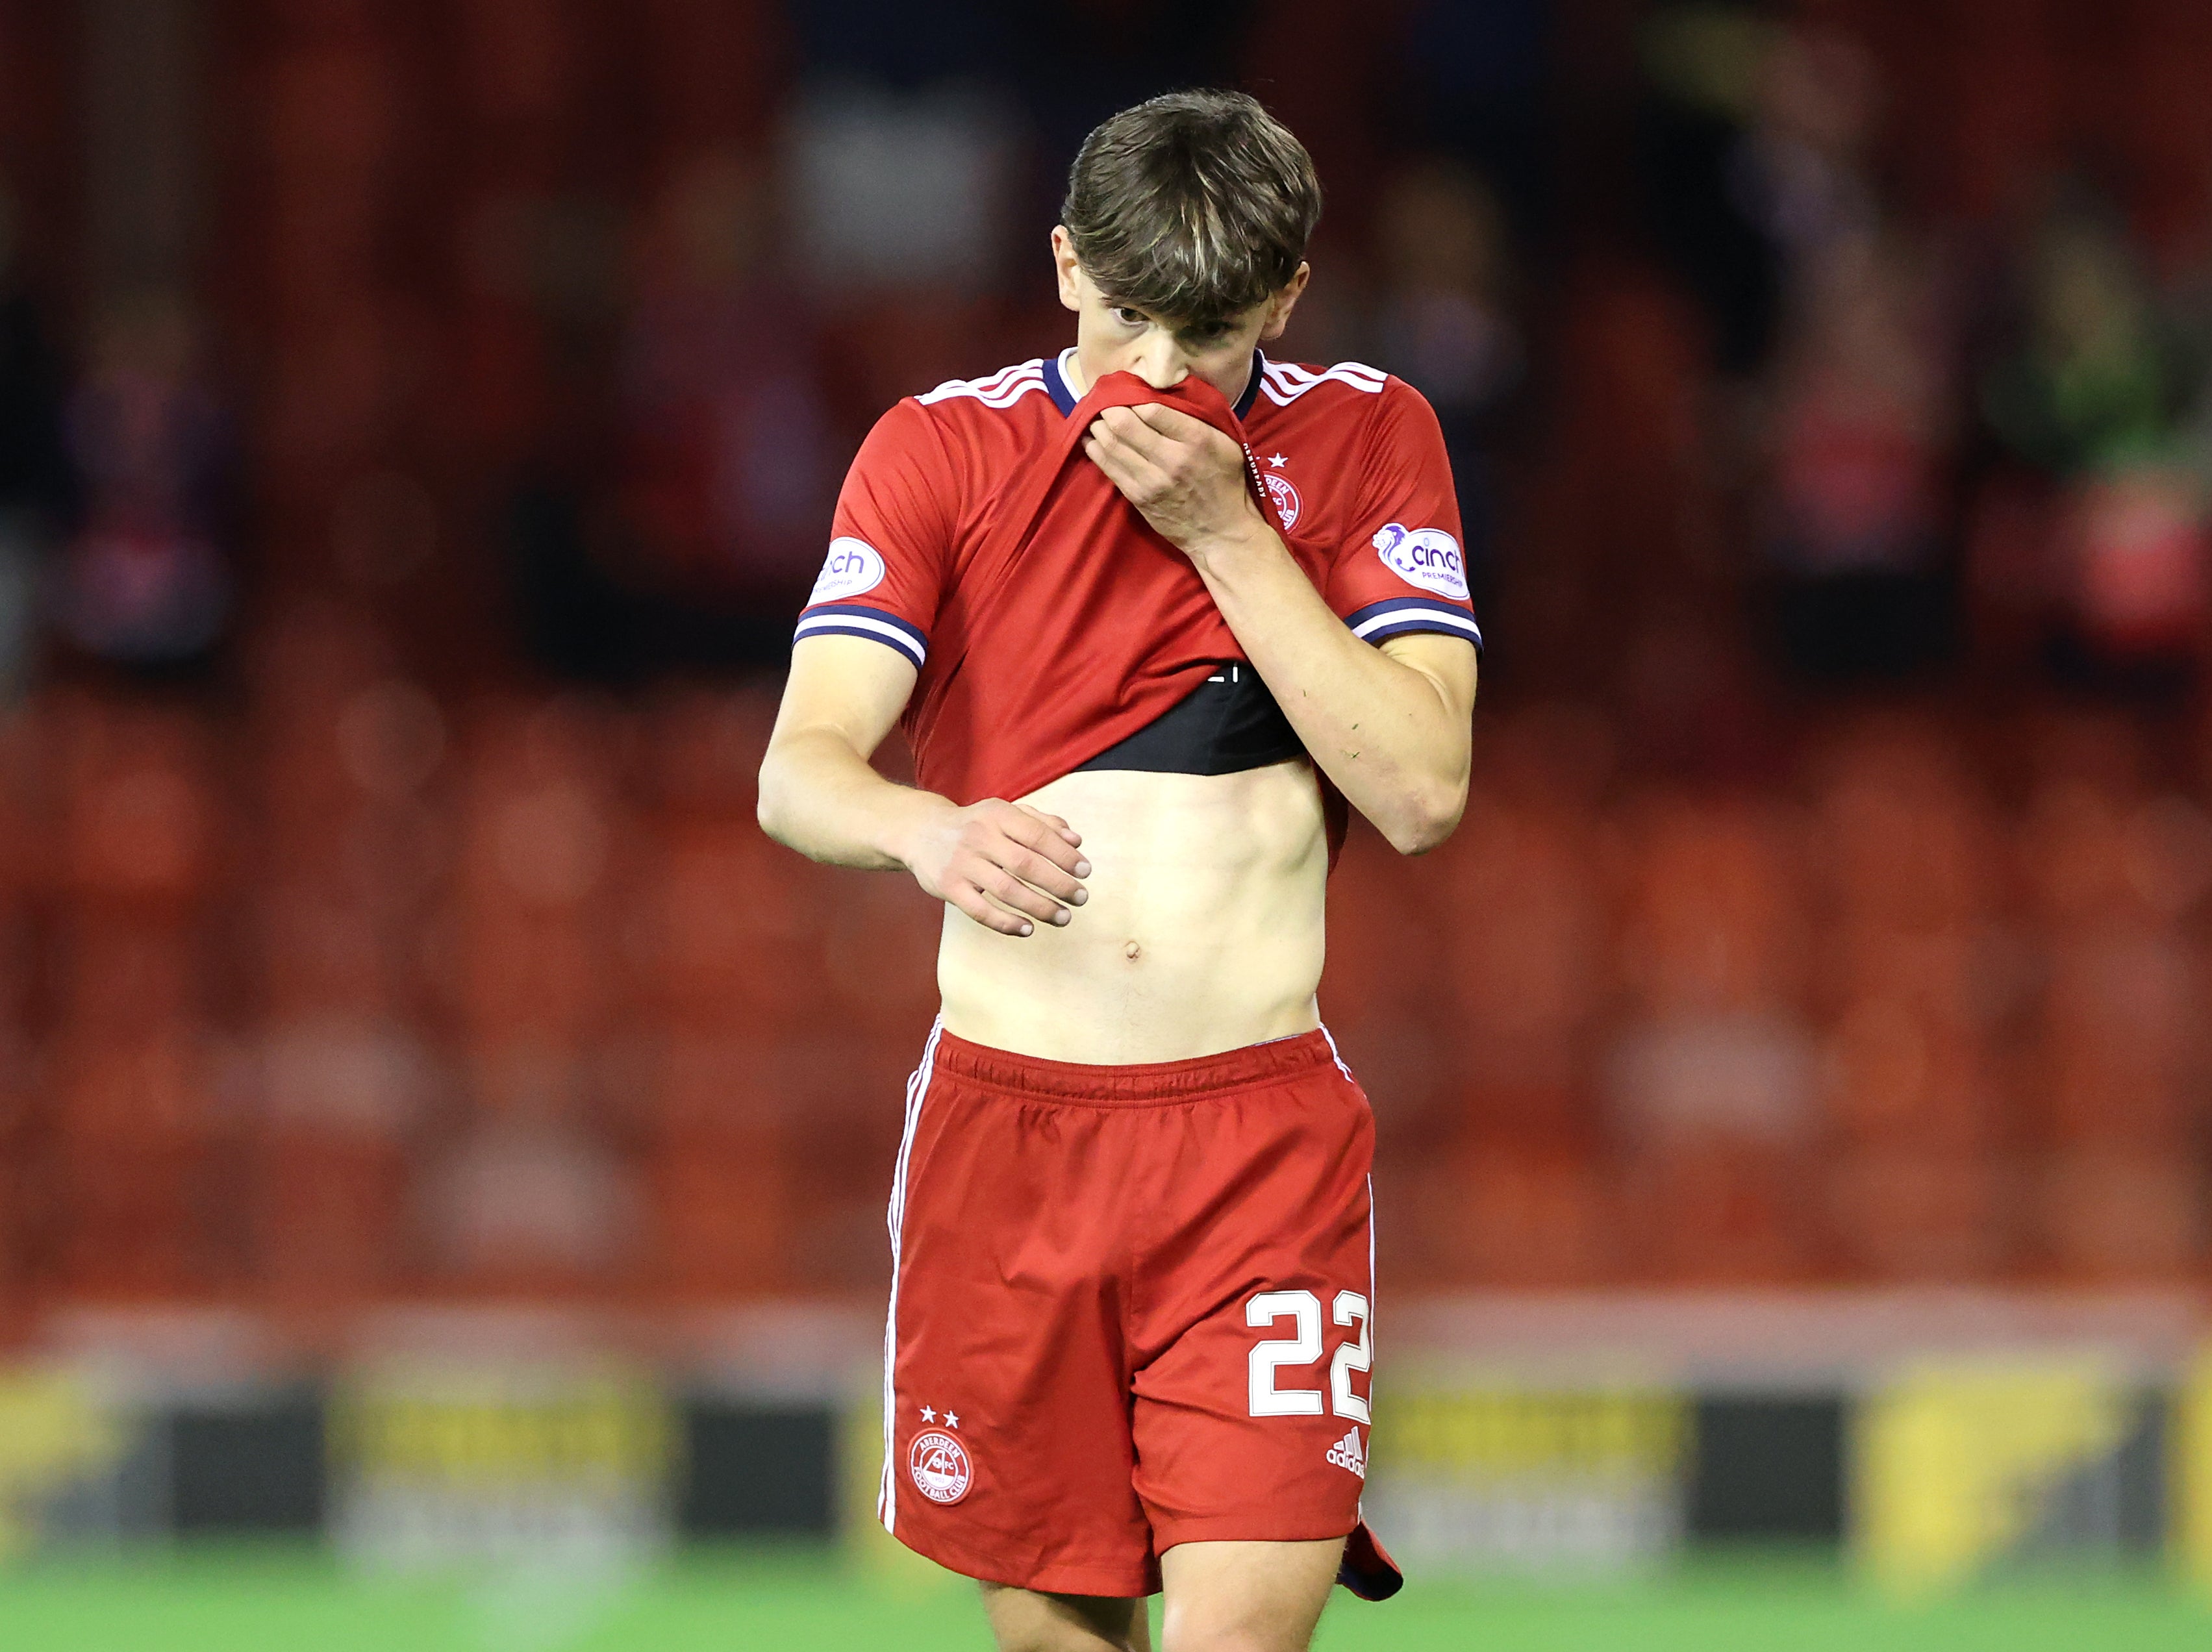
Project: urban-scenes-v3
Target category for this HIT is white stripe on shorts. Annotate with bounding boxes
[1318,1021,1358,1085]
[878,1016,944,1533]
[1362,1170,1377,1520]
[1353,1176,1371,1397]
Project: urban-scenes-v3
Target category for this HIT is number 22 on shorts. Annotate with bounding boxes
[1246,1289,1372,1420]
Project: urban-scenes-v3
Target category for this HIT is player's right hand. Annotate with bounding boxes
[905,799,1090,936]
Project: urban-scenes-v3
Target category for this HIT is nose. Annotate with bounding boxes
[1127,332,1190,391]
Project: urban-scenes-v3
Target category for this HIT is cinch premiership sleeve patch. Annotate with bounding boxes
[809,537,886,603]
[1326,380,1483,651]
[1370,523,1469,601]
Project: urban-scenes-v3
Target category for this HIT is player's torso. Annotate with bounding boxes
[924,354,1379,1064]
[936,759,1328,1063]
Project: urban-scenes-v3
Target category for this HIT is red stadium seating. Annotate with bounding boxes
[10,0,2212,1318]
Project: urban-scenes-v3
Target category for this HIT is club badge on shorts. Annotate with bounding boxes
[909,1429,974,1504]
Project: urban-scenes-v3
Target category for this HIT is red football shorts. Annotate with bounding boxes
[876,1023,1388,1597]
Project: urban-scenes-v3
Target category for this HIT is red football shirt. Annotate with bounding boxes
[794,347,1479,805]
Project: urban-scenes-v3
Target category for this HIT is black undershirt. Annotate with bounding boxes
[1075,664,1306,776]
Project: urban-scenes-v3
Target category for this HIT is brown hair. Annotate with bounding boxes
[1060,90,1322,329]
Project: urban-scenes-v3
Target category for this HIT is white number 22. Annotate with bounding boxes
[1246,1288,1370,1420]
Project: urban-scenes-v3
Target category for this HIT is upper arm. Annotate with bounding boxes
[1325,379,1483,652]
[768,633,920,764]
[1378,631,1479,731]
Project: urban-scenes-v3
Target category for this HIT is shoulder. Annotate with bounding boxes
[1259,357,1439,412]
[913,357,1050,412]
[854,358,1031,449]
[1255,357,1393,408]
[855,357,1056,473]
[1255,358,1444,476]
[842,357,1059,534]
[1257,358,1437,440]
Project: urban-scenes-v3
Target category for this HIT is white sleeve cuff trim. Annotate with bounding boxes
[793,610,927,667]
[1348,606,1483,646]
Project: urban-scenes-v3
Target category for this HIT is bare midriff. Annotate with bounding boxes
[934,759,1329,1064]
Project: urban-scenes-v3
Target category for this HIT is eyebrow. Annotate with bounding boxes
[1107,300,1232,342]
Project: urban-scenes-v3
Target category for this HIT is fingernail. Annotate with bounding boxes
[1075,860,1092,877]
[1052,910,1071,925]
[1018,922,1033,936]
[1070,890,1087,905]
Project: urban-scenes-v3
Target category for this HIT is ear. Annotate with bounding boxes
[1051,226,1083,314]
[1258,262,1311,344]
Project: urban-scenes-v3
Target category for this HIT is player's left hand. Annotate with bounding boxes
[1084,401,1269,563]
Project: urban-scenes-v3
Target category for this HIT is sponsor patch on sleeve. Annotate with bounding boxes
[1372,523,1469,602]
[808,537,887,605]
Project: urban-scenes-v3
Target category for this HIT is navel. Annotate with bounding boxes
[1123,940,1142,962]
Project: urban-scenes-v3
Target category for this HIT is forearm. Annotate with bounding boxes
[1194,514,1472,853]
[757,726,950,871]
[760,635,1090,934]
[1078,401,1474,853]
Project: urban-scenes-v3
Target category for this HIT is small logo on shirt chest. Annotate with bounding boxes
[1262,467,1302,532]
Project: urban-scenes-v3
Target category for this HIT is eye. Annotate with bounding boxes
[1111,307,1148,328]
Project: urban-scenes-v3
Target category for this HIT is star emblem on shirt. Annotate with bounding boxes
[945,1412,961,1430]
[1266,453,1289,468]
[919,1405,936,1422]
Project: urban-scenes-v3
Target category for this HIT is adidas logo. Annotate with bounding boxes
[1326,1428,1366,1479]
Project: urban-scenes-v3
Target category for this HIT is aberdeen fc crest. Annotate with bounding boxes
[909,1430,973,1505]
[1263,471,1302,531]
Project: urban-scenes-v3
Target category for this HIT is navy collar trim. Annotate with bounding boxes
[1235,349,1265,418]
[1044,347,1267,421]
[1043,348,1077,414]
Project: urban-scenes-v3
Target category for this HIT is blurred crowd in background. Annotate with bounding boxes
[1,0,2211,1319]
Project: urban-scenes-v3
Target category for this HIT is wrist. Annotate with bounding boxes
[1184,505,1281,579]
[877,787,958,871]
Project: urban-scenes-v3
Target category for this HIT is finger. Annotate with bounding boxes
[1084,434,1168,503]
[948,884,1035,937]
[1018,807,1083,848]
[1085,418,1142,474]
[977,869,1069,925]
[1082,433,1125,480]
[1087,414,1169,473]
[1125,401,1214,444]
[1007,812,1091,875]
[1003,846,1087,904]
[1098,404,1178,464]
[1092,407,1194,471]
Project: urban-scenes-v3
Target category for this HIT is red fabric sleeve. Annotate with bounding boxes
[792,399,955,668]
[1324,379,1483,651]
